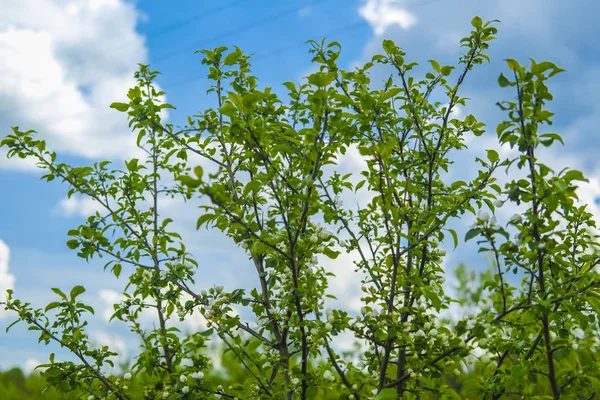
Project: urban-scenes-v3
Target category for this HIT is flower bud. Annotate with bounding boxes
[477,210,490,222]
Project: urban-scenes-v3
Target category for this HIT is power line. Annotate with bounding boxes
[144,0,251,39]
[167,19,367,90]
[62,0,251,76]
[166,0,447,90]
[2,0,447,120]
[150,0,335,65]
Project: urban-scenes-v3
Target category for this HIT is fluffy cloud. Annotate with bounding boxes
[358,0,418,36]
[0,239,16,316]
[0,0,157,170]
[23,358,44,374]
[56,196,103,218]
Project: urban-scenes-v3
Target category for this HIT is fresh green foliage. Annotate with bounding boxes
[2,16,600,400]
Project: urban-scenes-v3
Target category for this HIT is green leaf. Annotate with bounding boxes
[70,285,86,300]
[563,169,587,182]
[587,297,600,316]
[383,87,402,101]
[307,71,336,87]
[323,248,340,259]
[199,328,214,337]
[465,229,481,242]
[505,58,520,72]
[196,213,215,230]
[428,59,441,73]
[283,82,296,92]
[448,229,458,250]
[471,16,483,29]
[220,102,237,117]
[375,388,398,399]
[382,39,397,55]
[553,347,570,361]
[441,66,453,76]
[125,158,139,171]
[177,175,201,188]
[66,239,79,250]
[223,51,240,66]
[44,302,61,312]
[51,288,67,300]
[486,149,499,163]
[113,264,122,278]
[109,102,129,112]
[194,166,203,180]
[498,73,510,87]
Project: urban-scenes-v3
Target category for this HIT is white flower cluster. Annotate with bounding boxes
[333,194,343,208]
[311,222,334,243]
[323,370,335,381]
[472,210,501,230]
[360,306,379,318]
[141,269,154,284]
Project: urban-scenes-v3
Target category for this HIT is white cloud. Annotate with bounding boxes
[93,331,128,362]
[358,0,418,36]
[24,358,45,374]
[0,150,40,172]
[56,196,103,218]
[0,0,161,169]
[0,239,16,316]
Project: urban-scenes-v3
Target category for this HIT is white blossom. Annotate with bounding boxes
[572,327,585,339]
[323,370,335,381]
[182,386,190,394]
[180,375,187,383]
[494,199,504,207]
[334,195,343,208]
[124,373,132,380]
[192,371,204,380]
[477,210,490,222]
[162,392,169,399]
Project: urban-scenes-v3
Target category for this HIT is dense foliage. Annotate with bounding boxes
[3,15,600,400]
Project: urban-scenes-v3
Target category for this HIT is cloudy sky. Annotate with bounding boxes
[1,0,600,372]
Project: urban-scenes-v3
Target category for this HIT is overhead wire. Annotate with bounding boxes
[167,0,447,90]
[3,0,446,120]
[150,0,336,65]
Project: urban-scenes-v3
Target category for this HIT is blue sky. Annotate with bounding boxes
[1,0,600,372]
